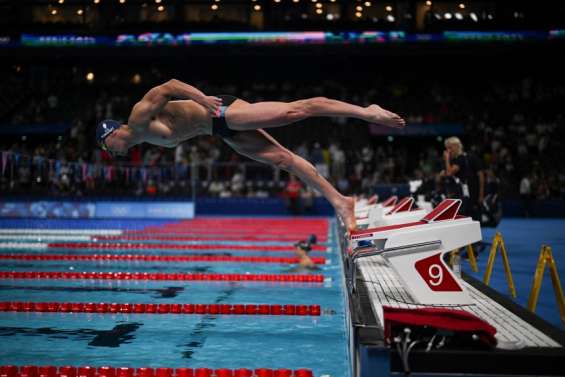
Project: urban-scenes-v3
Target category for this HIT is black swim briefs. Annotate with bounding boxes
[212,94,239,139]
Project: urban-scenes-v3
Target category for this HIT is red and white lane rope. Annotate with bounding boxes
[0,254,326,265]
[0,271,326,283]
[0,365,314,377]
[46,243,327,252]
[121,230,326,238]
[94,235,328,242]
[0,301,321,316]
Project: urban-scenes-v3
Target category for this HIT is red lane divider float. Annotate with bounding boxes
[0,271,325,283]
[126,224,326,234]
[47,243,327,252]
[149,220,326,227]
[126,230,325,236]
[135,227,327,231]
[0,254,326,265]
[133,218,327,230]
[0,301,321,316]
[117,236,329,244]
[0,365,314,377]
[95,235,328,242]
[131,223,326,229]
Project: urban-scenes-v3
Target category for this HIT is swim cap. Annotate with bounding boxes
[294,234,317,253]
[96,119,122,148]
[307,234,317,245]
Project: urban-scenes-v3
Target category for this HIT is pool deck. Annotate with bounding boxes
[340,223,565,377]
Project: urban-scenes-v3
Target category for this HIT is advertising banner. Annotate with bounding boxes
[0,201,194,219]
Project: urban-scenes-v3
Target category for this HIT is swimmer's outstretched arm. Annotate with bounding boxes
[161,79,222,115]
[128,79,221,125]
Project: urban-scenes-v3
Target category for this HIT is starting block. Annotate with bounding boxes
[356,197,429,229]
[348,198,482,305]
[355,195,398,220]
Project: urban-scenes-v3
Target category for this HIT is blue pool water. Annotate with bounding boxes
[0,313,344,369]
[0,218,350,377]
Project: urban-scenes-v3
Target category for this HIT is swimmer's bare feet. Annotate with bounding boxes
[365,104,406,129]
[336,196,357,233]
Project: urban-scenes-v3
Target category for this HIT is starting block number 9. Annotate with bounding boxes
[415,253,463,292]
[428,264,443,286]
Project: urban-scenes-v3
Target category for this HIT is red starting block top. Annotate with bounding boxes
[350,199,464,238]
[421,199,461,223]
[381,196,398,207]
[386,197,414,215]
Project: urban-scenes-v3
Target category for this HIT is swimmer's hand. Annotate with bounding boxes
[199,96,223,116]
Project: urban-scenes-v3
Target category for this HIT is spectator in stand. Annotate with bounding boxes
[284,174,303,214]
[231,168,245,196]
[301,186,315,213]
[310,143,328,178]
[329,142,346,182]
[146,179,157,196]
[208,180,224,197]
[520,172,533,217]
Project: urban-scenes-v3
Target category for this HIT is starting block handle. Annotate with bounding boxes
[350,237,440,257]
[349,240,441,294]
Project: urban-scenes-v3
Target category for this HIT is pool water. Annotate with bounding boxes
[0,217,350,377]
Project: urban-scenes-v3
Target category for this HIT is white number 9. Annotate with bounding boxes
[428,264,443,286]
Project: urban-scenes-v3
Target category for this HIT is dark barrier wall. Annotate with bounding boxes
[194,197,565,218]
[0,197,563,218]
[195,197,334,216]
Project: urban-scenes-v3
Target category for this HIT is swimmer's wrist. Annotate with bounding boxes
[164,79,207,103]
[193,94,207,105]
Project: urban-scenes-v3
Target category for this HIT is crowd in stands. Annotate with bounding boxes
[1,62,564,205]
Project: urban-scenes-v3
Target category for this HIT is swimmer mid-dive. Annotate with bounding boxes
[96,79,405,231]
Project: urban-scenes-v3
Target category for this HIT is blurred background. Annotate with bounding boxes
[1,0,564,217]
